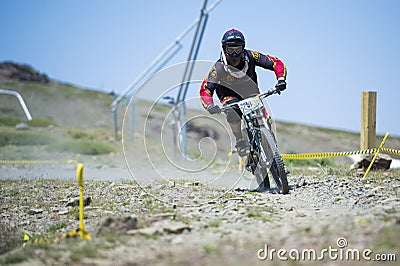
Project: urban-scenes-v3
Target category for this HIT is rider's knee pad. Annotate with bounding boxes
[223,98,242,124]
[226,108,242,124]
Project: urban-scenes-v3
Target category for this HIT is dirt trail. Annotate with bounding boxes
[1,163,399,265]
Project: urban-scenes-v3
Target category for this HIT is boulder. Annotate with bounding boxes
[15,122,29,130]
[96,215,138,236]
[350,154,392,171]
[65,196,92,207]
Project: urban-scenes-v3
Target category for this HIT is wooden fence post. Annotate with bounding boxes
[360,91,377,151]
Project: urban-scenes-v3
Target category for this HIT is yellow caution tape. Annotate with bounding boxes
[0,159,77,164]
[229,146,399,160]
[22,233,31,247]
[0,154,80,165]
[22,234,49,247]
[382,147,400,156]
[281,148,378,160]
[23,228,91,247]
[281,147,400,160]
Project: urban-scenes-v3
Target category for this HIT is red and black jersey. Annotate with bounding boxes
[200,49,286,108]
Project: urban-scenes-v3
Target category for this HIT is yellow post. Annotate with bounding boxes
[76,163,91,240]
[363,132,389,179]
[77,164,84,232]
[360,91,377,151]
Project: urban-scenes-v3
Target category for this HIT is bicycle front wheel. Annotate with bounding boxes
[258,126,289,194]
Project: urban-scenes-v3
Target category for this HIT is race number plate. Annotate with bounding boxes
[238,97,263,115]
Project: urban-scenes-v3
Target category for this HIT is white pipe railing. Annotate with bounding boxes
[0,89,33,121]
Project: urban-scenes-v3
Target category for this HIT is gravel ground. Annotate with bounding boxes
[2,67,400,265]
[1,166,399,265]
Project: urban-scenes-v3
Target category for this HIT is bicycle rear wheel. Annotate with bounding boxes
[258,126,289,194]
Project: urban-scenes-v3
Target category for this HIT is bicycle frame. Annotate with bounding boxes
[221,88,278,160]
[244,105,268,160]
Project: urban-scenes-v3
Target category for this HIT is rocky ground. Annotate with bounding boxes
[1,165,399,265]
[1,63,399,265]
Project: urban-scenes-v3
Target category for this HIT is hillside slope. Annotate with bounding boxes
[0,77,116,129]
[0,62,399,164]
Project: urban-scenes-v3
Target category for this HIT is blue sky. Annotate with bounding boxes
[1,0,399,136]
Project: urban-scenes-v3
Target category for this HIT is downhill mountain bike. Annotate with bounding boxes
[221,88,289,194]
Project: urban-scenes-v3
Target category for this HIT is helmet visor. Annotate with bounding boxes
[225,45,243,56]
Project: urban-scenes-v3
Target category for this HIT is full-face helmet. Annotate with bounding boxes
[221,29,245,66]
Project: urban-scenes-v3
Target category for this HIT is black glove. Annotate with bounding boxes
[275,80,287,93]
[207,104,221,114]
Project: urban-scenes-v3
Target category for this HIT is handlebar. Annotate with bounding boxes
[220,88,281,112]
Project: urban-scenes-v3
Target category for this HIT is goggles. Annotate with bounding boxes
[225,45,243,56]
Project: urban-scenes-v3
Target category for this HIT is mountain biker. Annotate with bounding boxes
[200,28,287,156]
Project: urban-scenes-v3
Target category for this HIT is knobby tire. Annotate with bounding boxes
[258,126,289,194]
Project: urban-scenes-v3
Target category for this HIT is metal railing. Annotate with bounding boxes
[0,89,32,121]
